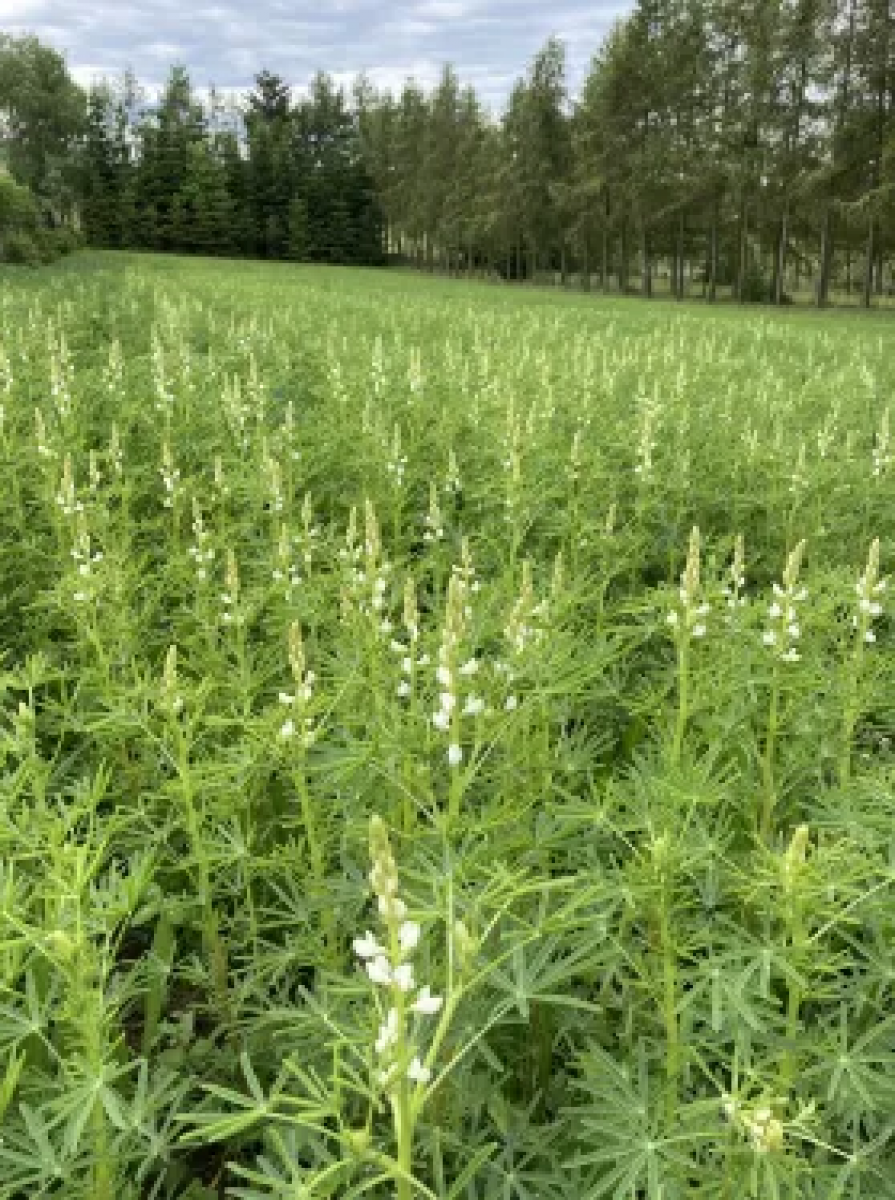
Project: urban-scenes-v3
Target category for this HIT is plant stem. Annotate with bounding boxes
[671,638,688,766]
[761,669,780,839]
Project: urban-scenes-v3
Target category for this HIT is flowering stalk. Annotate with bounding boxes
[761,541,806,838]
[840,539,886,784]
[666,527,708,766]
[158,645,230,1024]
[779,824,810,1094]
[391,577,428,832]
[278,622,333,959]
[354,817,444,1200]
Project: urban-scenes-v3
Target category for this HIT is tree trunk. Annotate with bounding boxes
[619,220,629,293]
[708,207,718,303]
[560,244,568,287]
[676,211,685,299]
[817,208,832,307]
[641,225,652,298]
[862,216,875,308]
[582,238,590,292]
[774,206,788,305]
[736,199,748,302]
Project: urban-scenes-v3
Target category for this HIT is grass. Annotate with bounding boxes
[0,249,894,1198]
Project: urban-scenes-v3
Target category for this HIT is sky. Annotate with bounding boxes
[3,0,630,112]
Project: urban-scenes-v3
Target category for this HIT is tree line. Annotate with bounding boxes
[2,0,895,304]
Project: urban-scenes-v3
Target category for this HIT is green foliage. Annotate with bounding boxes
[0,253,893,1196]
[0,228,41,264]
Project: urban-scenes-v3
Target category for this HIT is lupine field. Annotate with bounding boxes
[0,252,894,1199]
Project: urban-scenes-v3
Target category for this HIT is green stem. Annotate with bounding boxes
[671,638,688,766]
[761,670,780,839]
[659,904,679,1127]
[840,638,865,785]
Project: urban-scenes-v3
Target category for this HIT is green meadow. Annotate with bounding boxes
[0,251,894,1198]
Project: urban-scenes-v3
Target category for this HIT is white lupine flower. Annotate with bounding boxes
[459,658,479,676]
[436,665,452,687]
[399,921,421,953]
[439,691,456,713]
[668,529,710,640]
[366,956,393,986]
[378,895,407,920]
[397,681,411,697]
[865,629,877,643]
[447,743,463,766]
[432,710,450,732]
[408,1057,431,1084]
[279,719,295,739]
[412,986,443,1015]
[505,695,518,711]
[764,542,807,662]
[375,1008,399,1054]
[354,931,385,960]
[463,695,485,716]
[278,691,294,706]
[392,963,415,992]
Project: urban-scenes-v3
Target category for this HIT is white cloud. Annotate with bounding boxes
[4,0,630,110]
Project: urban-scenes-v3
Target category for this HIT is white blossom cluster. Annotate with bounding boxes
[70,515,103,605]
[386,424,408,489]
[354,816,442,1091]
[278,622,316,746]
[568,427,583,486]
[666,527,709,640]
[222,375,249,453]
[212,455,230,504]
[278,400,301,463]
[103,339,124,401]
[160,644,184,716]
[246,354,266,428]
[55,455,84,518]
[816,401,839,459]
[633,394,658,481]
[407,346,424,397]
[789,443,808,495]
[297,493,321,572]
[721,1095,784,1155]
[151,332,174,413]
[445,449,462,496]
[498,559,549,713]
[220,549,245,629]
[88,450,102,495]
[273,523,302,597]
[188,498,215,583]
[432,558,484,767]
[261,445,284,514]
[36,409,56,461]
[392,578,430,699]
[720,534,747,611]
[49,335,73,423]
[854,538,886,645]
[159,442,181,510]
[872,408,890,478]
[423,482,445,543]
[371,336,387,400]
[341,502,393,633]
[763,541,807,662]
